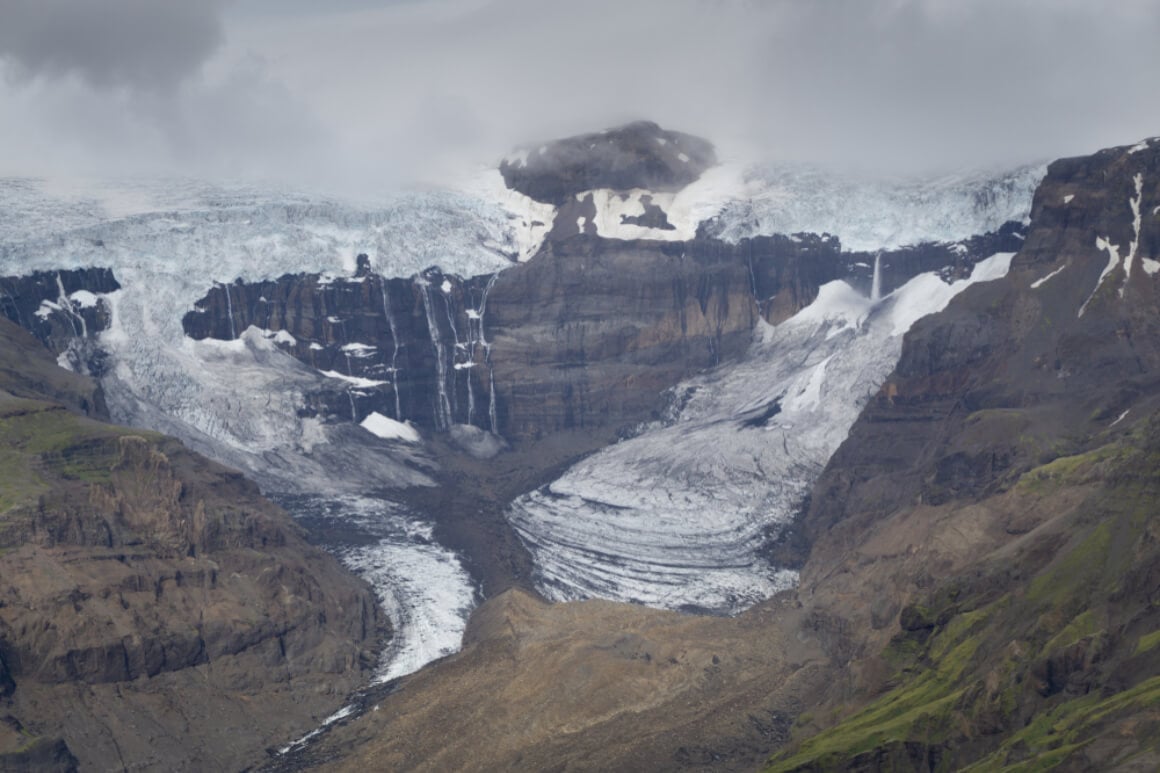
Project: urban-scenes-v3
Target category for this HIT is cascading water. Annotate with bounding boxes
[418,276,453,430]
[440,280,473,425]
[871,252,883,302]
[54,272,87,338]
[221,281,237,339]
[477,273,500,434]
[378,277,404,421]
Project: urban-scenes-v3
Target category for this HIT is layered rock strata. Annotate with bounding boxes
[0,317,386,771]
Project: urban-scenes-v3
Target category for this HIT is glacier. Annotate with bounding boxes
[0,158,1038,675]
[508,253,1016,614]
[0,176,506,682]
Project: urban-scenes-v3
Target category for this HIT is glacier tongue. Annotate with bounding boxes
[0,177,512,682]
[508,253,1016,615]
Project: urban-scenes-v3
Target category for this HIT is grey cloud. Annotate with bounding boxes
[0,0,226,90]
[3,0,1160,185]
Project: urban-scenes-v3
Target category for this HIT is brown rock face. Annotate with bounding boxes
[804,140,1160,544]
[292,588,825,773]
[0,318,386,771]
[757,139,1160,769]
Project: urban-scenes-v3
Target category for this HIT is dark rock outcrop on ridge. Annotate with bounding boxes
[499,120,717,205]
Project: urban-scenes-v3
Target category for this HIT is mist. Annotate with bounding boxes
[1,0,1159,189]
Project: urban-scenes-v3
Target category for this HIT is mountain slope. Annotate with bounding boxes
[764,137,1160,770]
[273,137,1160,772]
[0,317,386,771]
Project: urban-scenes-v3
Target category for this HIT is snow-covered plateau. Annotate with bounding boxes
[508,253,1015,614]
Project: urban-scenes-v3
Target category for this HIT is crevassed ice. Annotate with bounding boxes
[706,162,1046,251]
[0,176,524,492]
[508,253,1016,615]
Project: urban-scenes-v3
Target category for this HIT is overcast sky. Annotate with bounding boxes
[1,0,1159,189]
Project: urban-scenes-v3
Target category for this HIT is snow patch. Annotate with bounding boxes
[360,412,420,443]
[1110,409,1130,427]
[787,280,874,339]
[1080,237,1122,317]
[69,289,100,308]
[1063,194,1075,204]
[890,252,1014,337]
[320,370,388,388]
[341,342,376,356]
[272,329,297,345]
[1142,259,1160,276]
[1121,173,1144,295]
[34,300,59,319]
[1030,264,1066,289]
[1083,173,1145,313]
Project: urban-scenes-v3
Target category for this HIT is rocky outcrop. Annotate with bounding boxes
[180,226,1021,445]
[804,139,1160,543]
[0,317,386,772]
[263,137,1160,773]
[499,120,716,205]
[760,138,1160,769]
[0,268,119,377]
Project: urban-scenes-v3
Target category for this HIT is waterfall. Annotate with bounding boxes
[441,279,469,425]
[871,252,883,302]
[478,273,500,435]
[378,277,404,421]
[418,277,452,431]
[221,281,237,339]
[55,272,86,338]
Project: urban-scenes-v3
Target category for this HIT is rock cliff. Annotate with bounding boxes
[764,137,1160,769]
[271,137,1160,772]
[0,317,386,771]
[179,230,1021,445]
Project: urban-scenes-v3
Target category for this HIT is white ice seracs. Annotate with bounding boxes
[508,253,1016,615]
[706,162,1045,252]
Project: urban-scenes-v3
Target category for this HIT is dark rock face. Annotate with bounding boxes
[499,121,717,205]
[181,262,503,433]
[737,138,1160,772]
[180,224,1021,444]
[0,268,119,376]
